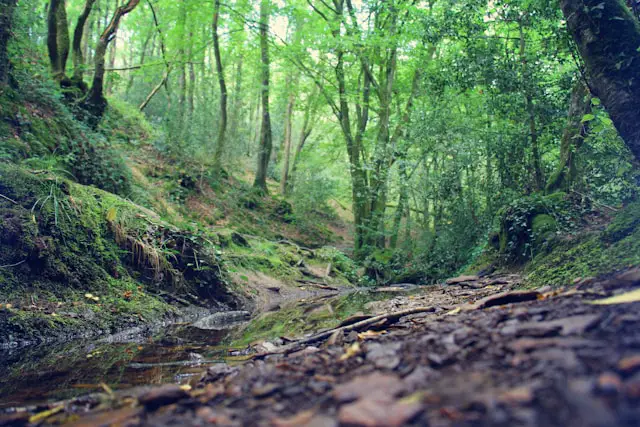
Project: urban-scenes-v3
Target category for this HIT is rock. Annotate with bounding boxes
[205,363,237,383]
[446,275,479,285]
[474,291,540,309]
[288,346,320,359]
[618,355,640,376]
[509,337,602,352]
[333,373,404,403]
[338,398,423,427]
[231,232,249,247]
[138,385,189,410]
[366,342,402,370]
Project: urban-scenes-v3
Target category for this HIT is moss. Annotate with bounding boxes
[525,202,640,288]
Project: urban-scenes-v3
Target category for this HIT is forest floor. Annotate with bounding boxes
[6,268,640,427]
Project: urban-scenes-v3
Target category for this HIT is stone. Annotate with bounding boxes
[338,398,423,427]
[333,373,404,403]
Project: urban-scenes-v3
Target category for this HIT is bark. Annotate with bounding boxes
[289,88,316,194]
[253,0,273,193]
[546,81,592,193]
[280,75,297,194]
[212,0,228,172]
[561,0,640,162]
[228,54,244,144]
[84,0,140,122]
[47,0,71,80]
[0,0,17,86]
[72,0,97,87]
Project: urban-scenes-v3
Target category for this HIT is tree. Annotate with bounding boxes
[0,0,17,86]
[546,81,592,193]
[72,0,98,88]
[47,0,71,82]
[560,0,640,162]
[212,0,228,172]
[83,0,141,122]
[253,0,273,193]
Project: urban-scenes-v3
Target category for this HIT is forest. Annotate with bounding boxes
[1,0,640,425]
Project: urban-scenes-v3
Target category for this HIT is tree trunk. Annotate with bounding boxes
[84,0,140,123]
[71,0,97,88]
[546,81,592,193]
[280,75,297,194]
[519,21,544,191]
[47,0,71,81]
[561,0,640,162]
[212,0,228,172]
[288,86,316,194]
[253,0,273,193]
[0,0,17,86]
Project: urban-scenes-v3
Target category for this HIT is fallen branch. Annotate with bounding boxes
[0,260,26,269]
[295,279,338,291]
[253,306,436,359]
[0,193,18,204]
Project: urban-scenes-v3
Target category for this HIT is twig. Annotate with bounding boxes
[253,306,436,359]
[0,193,17,204]
[0,260,26,269]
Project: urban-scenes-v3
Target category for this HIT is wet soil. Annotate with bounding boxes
[4,272,640,426]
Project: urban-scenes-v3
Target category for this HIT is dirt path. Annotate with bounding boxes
[5,271,640,426]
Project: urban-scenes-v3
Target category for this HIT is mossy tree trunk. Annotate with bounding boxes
[84,0,140,123]
[0,0,17,86]
[253,0,273,193]
[561,0,640,162]
[546,81,592,193]
[47,0,71,82]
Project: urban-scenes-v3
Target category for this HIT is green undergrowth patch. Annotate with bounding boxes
[524,201,640,288]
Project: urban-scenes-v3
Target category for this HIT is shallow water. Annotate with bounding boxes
[0,289,405,409]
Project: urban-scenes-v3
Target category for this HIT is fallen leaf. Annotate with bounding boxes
[358,330,385,340]
[340,342,361,361]
[446,307,461,316]
[589,289,640,305]
[29,405,64,424]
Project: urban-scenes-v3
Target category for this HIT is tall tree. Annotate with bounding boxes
[84,0,141,122]
[47,0,71,81]
[212,0,228,172]
[0,0,17,86]
[560,0,640,162]
[253,0,273,193]
[71,0,98,88]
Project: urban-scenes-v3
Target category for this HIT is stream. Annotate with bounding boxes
[0,289,405,409]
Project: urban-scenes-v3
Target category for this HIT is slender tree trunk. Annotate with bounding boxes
[289,87,316,193]
[280,75,297,194]
[84,0,140,122]
[228,54,243,144]
[212,0,228,172]
[71,0,97,88]
[0,0,17,86]
[253,0,273,193]
[519,21,543,191]
[105,0,119,95]
[561,0,640,162]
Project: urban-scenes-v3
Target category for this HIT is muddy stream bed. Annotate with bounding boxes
[0,289,404,410]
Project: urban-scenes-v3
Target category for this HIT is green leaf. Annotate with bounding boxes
[591,97,601,106]
[581,113,596,123]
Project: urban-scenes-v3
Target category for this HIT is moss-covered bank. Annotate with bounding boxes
[524,201,640,288]
[0,163,240,346]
